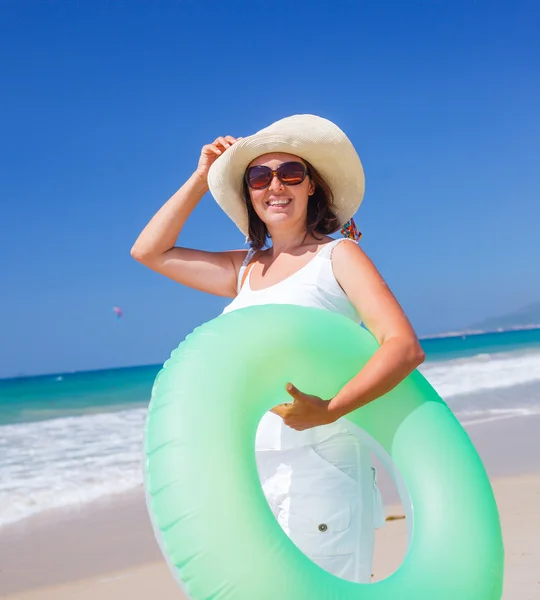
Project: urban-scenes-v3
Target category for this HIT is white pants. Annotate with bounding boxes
[256,431,384,583]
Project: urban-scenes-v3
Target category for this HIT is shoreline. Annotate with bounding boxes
[1,415,539,598]
[419,323,540,339]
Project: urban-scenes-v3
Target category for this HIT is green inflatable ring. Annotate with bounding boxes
[144,305,504,599]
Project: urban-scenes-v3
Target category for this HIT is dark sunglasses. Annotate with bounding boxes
[245,161,309,190]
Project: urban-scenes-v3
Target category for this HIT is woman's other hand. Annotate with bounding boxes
[271,383,336,431]
[195,136,242,180]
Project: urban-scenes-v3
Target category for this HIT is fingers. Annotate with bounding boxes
[197,135,244,177]
[214,135,242,149]
[270,403,291,419]
[271,401,308,429]
[214,136,229,149]
[223,135,242,144]
[202,143,224,157]
[202,135,242,159]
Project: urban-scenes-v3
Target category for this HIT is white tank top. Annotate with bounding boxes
[222,238,362,451]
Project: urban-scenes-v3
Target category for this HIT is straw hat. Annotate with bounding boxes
[207,114,365,237]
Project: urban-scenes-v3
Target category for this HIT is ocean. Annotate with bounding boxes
[1,327,540,528]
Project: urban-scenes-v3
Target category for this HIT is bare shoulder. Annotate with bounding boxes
[331,240,417,344]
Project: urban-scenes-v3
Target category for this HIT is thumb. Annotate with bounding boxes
[286,382,303,400]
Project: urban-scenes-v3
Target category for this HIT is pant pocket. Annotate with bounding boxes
[279,493,360,558]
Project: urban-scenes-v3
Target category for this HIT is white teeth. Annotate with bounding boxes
[268,199,291,206]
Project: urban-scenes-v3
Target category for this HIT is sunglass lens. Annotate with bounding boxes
[247,166,272,189]
[278,162,306,185]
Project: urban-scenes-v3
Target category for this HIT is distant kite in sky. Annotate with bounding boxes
[112,306,123,319]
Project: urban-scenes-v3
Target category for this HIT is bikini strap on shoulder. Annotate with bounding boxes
[242,247,258,267]
[237,248,258,293]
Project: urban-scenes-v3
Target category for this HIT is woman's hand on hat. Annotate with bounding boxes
[270,383,337,430]
[195,136,242,180]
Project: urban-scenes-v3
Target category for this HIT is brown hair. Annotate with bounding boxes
[242,160,340,250]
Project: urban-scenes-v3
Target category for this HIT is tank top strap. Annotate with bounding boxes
[311,238,357,290]
[317,237,355,261]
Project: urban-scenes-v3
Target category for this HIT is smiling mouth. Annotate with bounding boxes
[266,199,292,207]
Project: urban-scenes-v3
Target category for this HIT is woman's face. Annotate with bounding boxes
[246,152,315,232]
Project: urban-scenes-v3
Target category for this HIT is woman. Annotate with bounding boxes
[131,114,425,583]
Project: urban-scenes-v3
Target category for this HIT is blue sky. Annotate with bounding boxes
[1,1,539,378]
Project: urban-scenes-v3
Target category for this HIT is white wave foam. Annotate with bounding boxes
[419,349,540,398]
[456,407,540,426]
[0,409,146,527]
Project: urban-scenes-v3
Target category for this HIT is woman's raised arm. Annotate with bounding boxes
[130,136,246,297]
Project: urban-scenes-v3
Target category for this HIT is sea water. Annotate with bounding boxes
[1,328,539,527]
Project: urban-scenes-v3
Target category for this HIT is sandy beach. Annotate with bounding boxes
[2,415,539,600]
